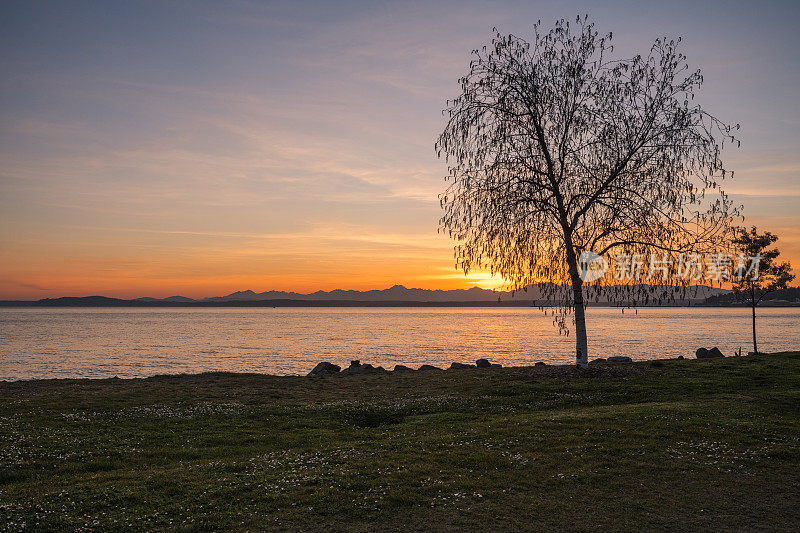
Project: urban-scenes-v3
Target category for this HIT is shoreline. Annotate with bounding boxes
[4,350,796,384]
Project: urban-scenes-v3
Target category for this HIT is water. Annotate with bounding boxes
[0,307,797,381]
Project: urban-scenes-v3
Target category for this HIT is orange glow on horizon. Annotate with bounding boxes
[3,237,798,301]
[3,214,800,300]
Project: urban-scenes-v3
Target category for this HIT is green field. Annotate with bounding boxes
[2,353,799,531]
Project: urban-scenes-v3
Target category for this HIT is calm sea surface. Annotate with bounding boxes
[1,307,798,381]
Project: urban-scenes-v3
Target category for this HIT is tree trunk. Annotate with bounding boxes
[565,239,589,367]
[750,285,758,355]
[572,277,589,367]
[751,302,758,355]
[566,254,589,367]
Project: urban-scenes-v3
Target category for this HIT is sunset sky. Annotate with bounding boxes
[1,0,798,299]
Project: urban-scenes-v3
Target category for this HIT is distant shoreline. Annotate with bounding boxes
[1,298,798,308]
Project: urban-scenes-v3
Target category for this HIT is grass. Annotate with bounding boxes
[1,352,799,531]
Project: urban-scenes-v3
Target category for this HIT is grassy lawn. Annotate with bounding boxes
[1,353,799,531]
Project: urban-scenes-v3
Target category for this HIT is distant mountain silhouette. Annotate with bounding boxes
[135,295,195,302]
[202,284,520,302]
[0,284,735,307]
[202,283,728,303]
[36,296,129,306]
[701,286,800,306]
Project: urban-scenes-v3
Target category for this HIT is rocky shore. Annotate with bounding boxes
[307,346,731,377]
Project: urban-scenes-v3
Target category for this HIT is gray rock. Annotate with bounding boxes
[341,360,386,375]
[589,358,607,364]
[448,362,475,370]
[307,362,341,377]
[696,347,724,359]
[418,364,442,371]
[393,364,414,373]
[534,362,546,366]
[677,355,685,360]
[341,364,373,375]
[607,356,633,363]
[475,358,492,368]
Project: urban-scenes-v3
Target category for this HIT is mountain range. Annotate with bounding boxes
[1,284,731,306]
[199,284,729,303]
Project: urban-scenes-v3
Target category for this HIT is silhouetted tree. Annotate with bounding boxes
[436,16,739,366]
[732,227,795,354]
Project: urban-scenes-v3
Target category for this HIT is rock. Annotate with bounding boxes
[695,348,708,358]
[677,355,685,360]
[534,362,546,366]
[307,362,341,377]
[448,362,475,370]
[418,364,442,371]
[340,365,368,375]
[607,356,633,363]
[696,347,724,359]
[341,360,386,375]
[393,364,414,373]
[475,358,492,368]
[490,363,502,368]
[589,358,606,364]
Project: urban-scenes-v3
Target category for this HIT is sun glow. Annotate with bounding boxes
[444,272,510,290]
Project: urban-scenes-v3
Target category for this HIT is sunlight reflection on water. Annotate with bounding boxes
[1,307,798,380]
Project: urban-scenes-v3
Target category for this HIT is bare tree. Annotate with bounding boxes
[732,227,795,354]
[436,16,739,366]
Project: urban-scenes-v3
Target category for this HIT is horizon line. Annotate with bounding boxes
[0,282,743,303]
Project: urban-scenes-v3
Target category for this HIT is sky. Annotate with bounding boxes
[1,0,798,299]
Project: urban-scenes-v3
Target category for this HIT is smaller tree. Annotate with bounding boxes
[732,227,795,354]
